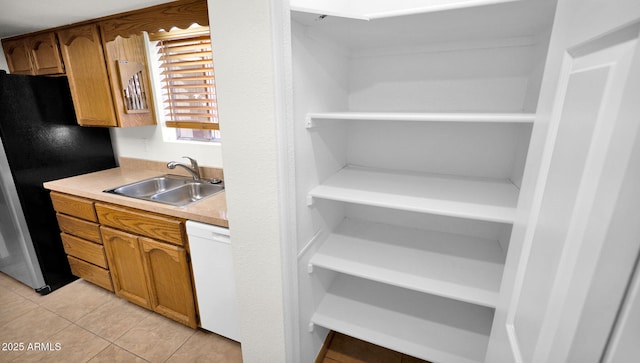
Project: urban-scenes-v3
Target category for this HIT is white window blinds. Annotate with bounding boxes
[152,27,218,131]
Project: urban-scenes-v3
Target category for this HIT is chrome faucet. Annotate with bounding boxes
[167,156,201,181]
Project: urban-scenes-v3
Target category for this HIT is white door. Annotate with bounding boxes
[486,0,640,362]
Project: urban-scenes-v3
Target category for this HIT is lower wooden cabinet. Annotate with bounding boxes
[140,237,197,327]
[67,256,113,291]
[98,205,198,328]
[50,192,199,328]
[102,226,152,309]
[50,192,113,292]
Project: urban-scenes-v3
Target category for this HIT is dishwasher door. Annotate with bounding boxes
[186,220,240,342]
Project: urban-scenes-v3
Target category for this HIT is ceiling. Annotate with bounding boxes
[0,0,174,39]
[0,0,557,49]
[292,0,557,50]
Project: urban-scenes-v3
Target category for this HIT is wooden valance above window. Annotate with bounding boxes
[100,0,209,43]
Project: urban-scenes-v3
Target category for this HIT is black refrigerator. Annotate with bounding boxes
[0,70,116,294]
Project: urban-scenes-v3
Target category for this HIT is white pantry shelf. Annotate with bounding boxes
[312,274,494,363]
[309,218,505,308]
[305,112,535,127]
[308,165,519,224]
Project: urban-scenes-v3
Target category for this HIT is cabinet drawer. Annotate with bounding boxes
[68,256,113,292]
[61,233,108,269]
[96,203,185,246]
[51,192,97,222]
[56,213,101,243]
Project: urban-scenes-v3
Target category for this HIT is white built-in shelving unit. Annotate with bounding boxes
[291,2,555,362]
[308,164,520,224]
[308,217,505,308]
[312,275,494,363]
[305,111,535,126]
[303,113,530,362]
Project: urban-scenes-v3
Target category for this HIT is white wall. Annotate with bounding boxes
[348,40,539,112]
[208,0,288,362]
[109,127,224,167]
[0,43,8,71]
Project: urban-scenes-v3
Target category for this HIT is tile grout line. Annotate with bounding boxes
[161,329,198,363]
[1,274,238,363]
[0,289,39,328]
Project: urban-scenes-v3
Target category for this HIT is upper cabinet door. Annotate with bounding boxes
[57,24,118,127]
[101,32,156,127]
[2,38,33,75]
[27,32,64,75]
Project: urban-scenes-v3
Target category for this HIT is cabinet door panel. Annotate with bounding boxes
[27,32,64,75]
[140,237,197,328]
[57,24,117,127]
[102,32,156,127]
[101,226,151,308]
[2,38,33,75]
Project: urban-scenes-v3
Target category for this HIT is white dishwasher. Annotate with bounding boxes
[186,220,240,342]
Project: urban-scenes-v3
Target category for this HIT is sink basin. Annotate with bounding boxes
[105,175,224,207]
[109,175,190,198]
[151,183,224,206]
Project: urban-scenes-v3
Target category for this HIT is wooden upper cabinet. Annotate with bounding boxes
[57,23,155,128]
[2,32,64,75]
[2,38,34,75]
[27,32,65,75]
[57,24,118,127]
[101,33,155,127]
[2,0,207,128]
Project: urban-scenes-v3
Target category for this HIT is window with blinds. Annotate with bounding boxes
[150,26,219,142]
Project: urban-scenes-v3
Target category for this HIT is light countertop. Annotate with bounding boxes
[43,167,228,227]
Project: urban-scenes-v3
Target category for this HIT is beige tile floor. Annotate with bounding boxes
[0,272,242,363]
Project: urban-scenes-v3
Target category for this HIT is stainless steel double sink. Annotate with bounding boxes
[104,174,224,207]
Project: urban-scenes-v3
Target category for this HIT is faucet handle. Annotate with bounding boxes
[182,156,199,170]
[182,156,201,179]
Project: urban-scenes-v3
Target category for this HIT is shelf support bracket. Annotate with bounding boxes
[307,263,314,274]
[308,322,315,333]
[305,115,314,129]
[306,195,314,207]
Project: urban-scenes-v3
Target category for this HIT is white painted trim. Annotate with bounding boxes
[505,323,524,363]
[603,254,640,362]
[273,1,300,361]
[297,229,324,260]
[503,52,574,362]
